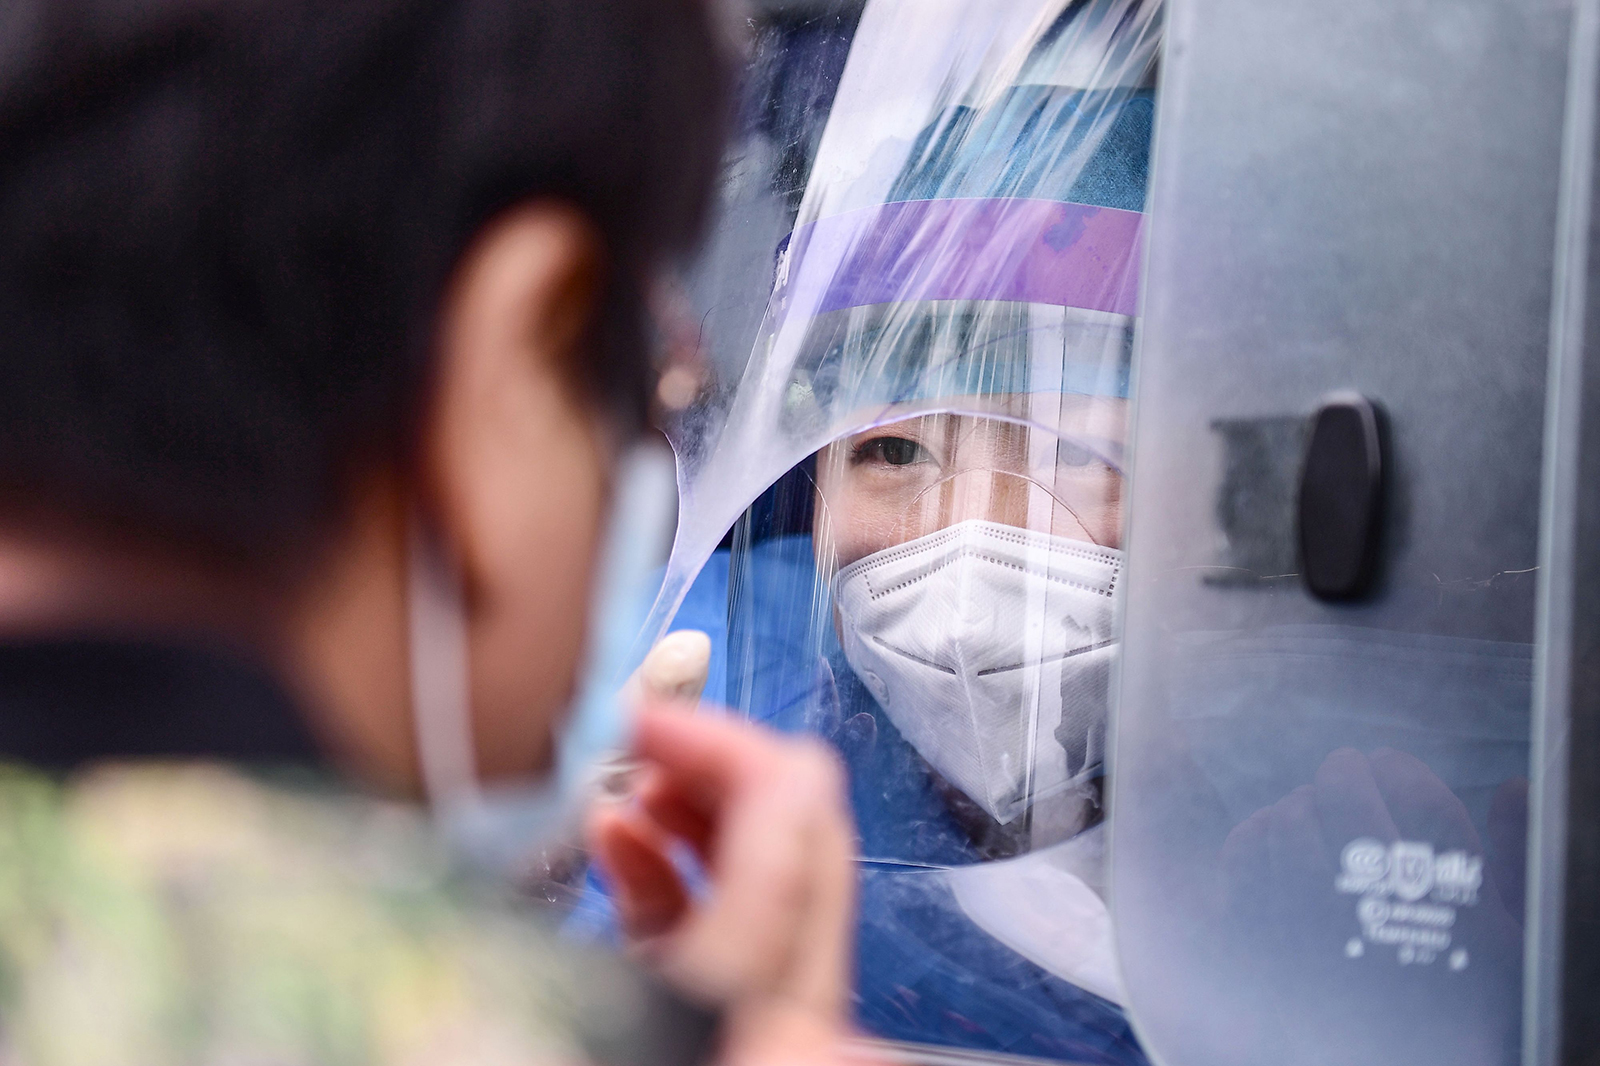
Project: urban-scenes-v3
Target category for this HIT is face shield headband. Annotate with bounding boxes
[664,193,1141,583]
[779,195,1141,326]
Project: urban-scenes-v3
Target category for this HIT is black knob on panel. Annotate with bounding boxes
[1297,394,1385,601]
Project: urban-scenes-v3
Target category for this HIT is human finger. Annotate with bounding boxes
[1487,777,1528,917]
[632,630,713,704]
[1221,806,1274,918]
[634,766,718,861]
[779,743,857,1020]
[587,803,690,938]
[623,708,857,1025]
[1312,747,1400,849]
[1268,784,1337,884]
[1368,747,1480,851]
[628,705,787,812]
[655,745,830,1001]
[651,729,852,1010]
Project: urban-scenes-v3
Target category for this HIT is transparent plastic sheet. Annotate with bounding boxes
[727,399,1126,858]
[624,0,1162,1061]
[657,0,1158,591]
[1106,0,1571,1064]
[650,0,1157,817]
[669,1,867,403]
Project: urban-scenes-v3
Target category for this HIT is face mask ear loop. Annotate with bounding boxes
[407,511,481,819]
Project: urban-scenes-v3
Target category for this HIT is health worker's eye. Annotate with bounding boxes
[1057,440,1100,468]
[853,436,928,467]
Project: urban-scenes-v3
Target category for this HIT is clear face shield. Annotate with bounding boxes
[623,0,1157,1051]
[696,298,1133,868]
[639,0,1152,877]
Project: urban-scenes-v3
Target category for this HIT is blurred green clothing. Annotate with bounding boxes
[0,761,587,1066]
[0,639,711,1066]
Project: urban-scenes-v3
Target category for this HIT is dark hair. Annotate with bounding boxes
[0,0,729,569]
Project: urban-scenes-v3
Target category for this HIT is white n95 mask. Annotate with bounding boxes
[831,519,1122,825]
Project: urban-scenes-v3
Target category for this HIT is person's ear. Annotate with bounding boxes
[425,202,615,781]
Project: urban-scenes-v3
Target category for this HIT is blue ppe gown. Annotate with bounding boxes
[567,535,1148,1065]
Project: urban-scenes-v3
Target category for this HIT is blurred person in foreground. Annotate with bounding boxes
[0,1,860,1064]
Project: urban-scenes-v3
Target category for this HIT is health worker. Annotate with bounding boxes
[575,2,1160,1062]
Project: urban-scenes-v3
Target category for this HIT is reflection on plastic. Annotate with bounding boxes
[1111,626,1533,1064]
[1212,749,1524,1063]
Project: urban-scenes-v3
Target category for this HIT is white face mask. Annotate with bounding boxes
[408,443,679,878]
[831,518,1122,825]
